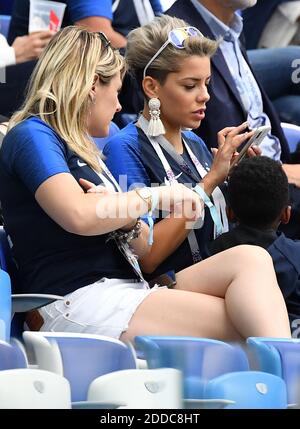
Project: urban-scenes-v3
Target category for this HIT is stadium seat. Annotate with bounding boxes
[205,370,288,409]
[23,331,137,403]
[134,336,249,399]
[247,337,300,405]
[0,368,71,408]
[0,226,63,339]
[0,339,27,370]
[281,122,300,153]
[88,368,183,409]
[0,269,11,341]
[0,15,11,38]
[93,121,120,151]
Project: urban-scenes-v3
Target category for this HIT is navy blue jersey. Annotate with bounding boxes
[0,117,138,295]
[103,122,226,279]
[8,0,162,43]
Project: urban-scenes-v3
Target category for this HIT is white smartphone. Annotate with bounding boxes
[230,125,271,169]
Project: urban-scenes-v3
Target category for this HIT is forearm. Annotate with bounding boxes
[139,214,193,273]
[76,191,151,235]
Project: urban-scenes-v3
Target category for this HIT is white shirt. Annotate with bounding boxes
[0,34,16,68]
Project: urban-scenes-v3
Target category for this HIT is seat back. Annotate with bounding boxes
[0,368,71,408]
[88,368,183,409]
[0,15,11,37]
[135,336,249,399]
[23,331,137,402]
[93,121,120,151]
[205,371,287,409]
[247,337,300,404]
[281,122,300,153]
[0,269,11,341]
[0,339,27,370]
[0,226,18,285]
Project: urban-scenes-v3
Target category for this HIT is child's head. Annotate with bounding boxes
[228,156,290,229]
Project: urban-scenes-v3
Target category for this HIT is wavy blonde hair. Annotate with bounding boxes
[126,15,218,91]
[10,26,125,172]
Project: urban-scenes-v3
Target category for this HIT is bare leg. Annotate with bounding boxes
[176,245,291,339]
[121,245,290,343]
[121,288,242,343]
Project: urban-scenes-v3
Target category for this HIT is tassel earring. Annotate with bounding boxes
[147,98,165,137]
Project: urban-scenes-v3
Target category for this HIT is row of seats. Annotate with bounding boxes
[0,333,292,409]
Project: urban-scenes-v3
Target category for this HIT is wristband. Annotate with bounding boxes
[147,187,159,246]
[193,184,223,237]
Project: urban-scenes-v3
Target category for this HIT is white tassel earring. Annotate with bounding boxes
[147,98,165,137]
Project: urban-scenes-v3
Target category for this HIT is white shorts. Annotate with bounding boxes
[38,278,164,339]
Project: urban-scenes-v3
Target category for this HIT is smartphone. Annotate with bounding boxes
[230,125,271,169]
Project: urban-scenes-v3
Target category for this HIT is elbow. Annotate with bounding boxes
[60,209,91,236]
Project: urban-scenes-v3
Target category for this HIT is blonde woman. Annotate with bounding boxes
[0,26,290,341]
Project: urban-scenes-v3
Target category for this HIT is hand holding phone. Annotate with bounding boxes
[230,125,271,169]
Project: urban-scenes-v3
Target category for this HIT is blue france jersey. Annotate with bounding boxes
[0,118,138,295]
[104,122,225,279]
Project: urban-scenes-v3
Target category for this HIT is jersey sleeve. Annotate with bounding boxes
[68,0,113,22]
[2,121,70,194]
[103,132,151,191]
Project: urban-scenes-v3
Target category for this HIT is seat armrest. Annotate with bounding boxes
[12,294,64,313]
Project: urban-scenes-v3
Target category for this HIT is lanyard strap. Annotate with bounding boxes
[137,115,228,238]
[97,156,122,192]
[137,116,204,263]
[94,157,145,281]
[132,0,155,26]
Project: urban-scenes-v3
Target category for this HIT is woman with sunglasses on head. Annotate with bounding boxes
[0,26,290,341]
[104,15,260,281]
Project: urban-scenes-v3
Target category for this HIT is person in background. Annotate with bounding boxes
[5,0,162,121]
[8,0,163,49]
[0,26,290,341]
[0,31,53,68]
[207,156,300,335]
[243,0,300,49]
[166,0,300,238]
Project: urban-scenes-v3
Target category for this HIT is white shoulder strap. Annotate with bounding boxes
[112,0,121,13]
[133,0,155,25]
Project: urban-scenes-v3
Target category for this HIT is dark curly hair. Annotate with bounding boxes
[228,156,289,228]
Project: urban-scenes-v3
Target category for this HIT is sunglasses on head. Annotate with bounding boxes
[97,31,111,50]
[143,26,203,78]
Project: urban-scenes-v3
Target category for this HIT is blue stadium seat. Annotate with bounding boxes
[93,121,120,151]
[23,331,137,403]
[247,337,300,405]
[0,269,11,341]
[135,336,249,399]
[281,122,300,153]
[0,15,11,38]
[205,370,287,409]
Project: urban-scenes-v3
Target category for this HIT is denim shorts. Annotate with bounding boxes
[38,278,163,339]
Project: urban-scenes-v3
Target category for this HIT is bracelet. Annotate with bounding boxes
[193,184,223,237]
[134,187,159,246]
[107,219,142,244]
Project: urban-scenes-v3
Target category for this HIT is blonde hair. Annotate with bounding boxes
[10,26,125,172]
[126,15,218,91]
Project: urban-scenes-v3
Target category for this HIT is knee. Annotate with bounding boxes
[230,244,273,266]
